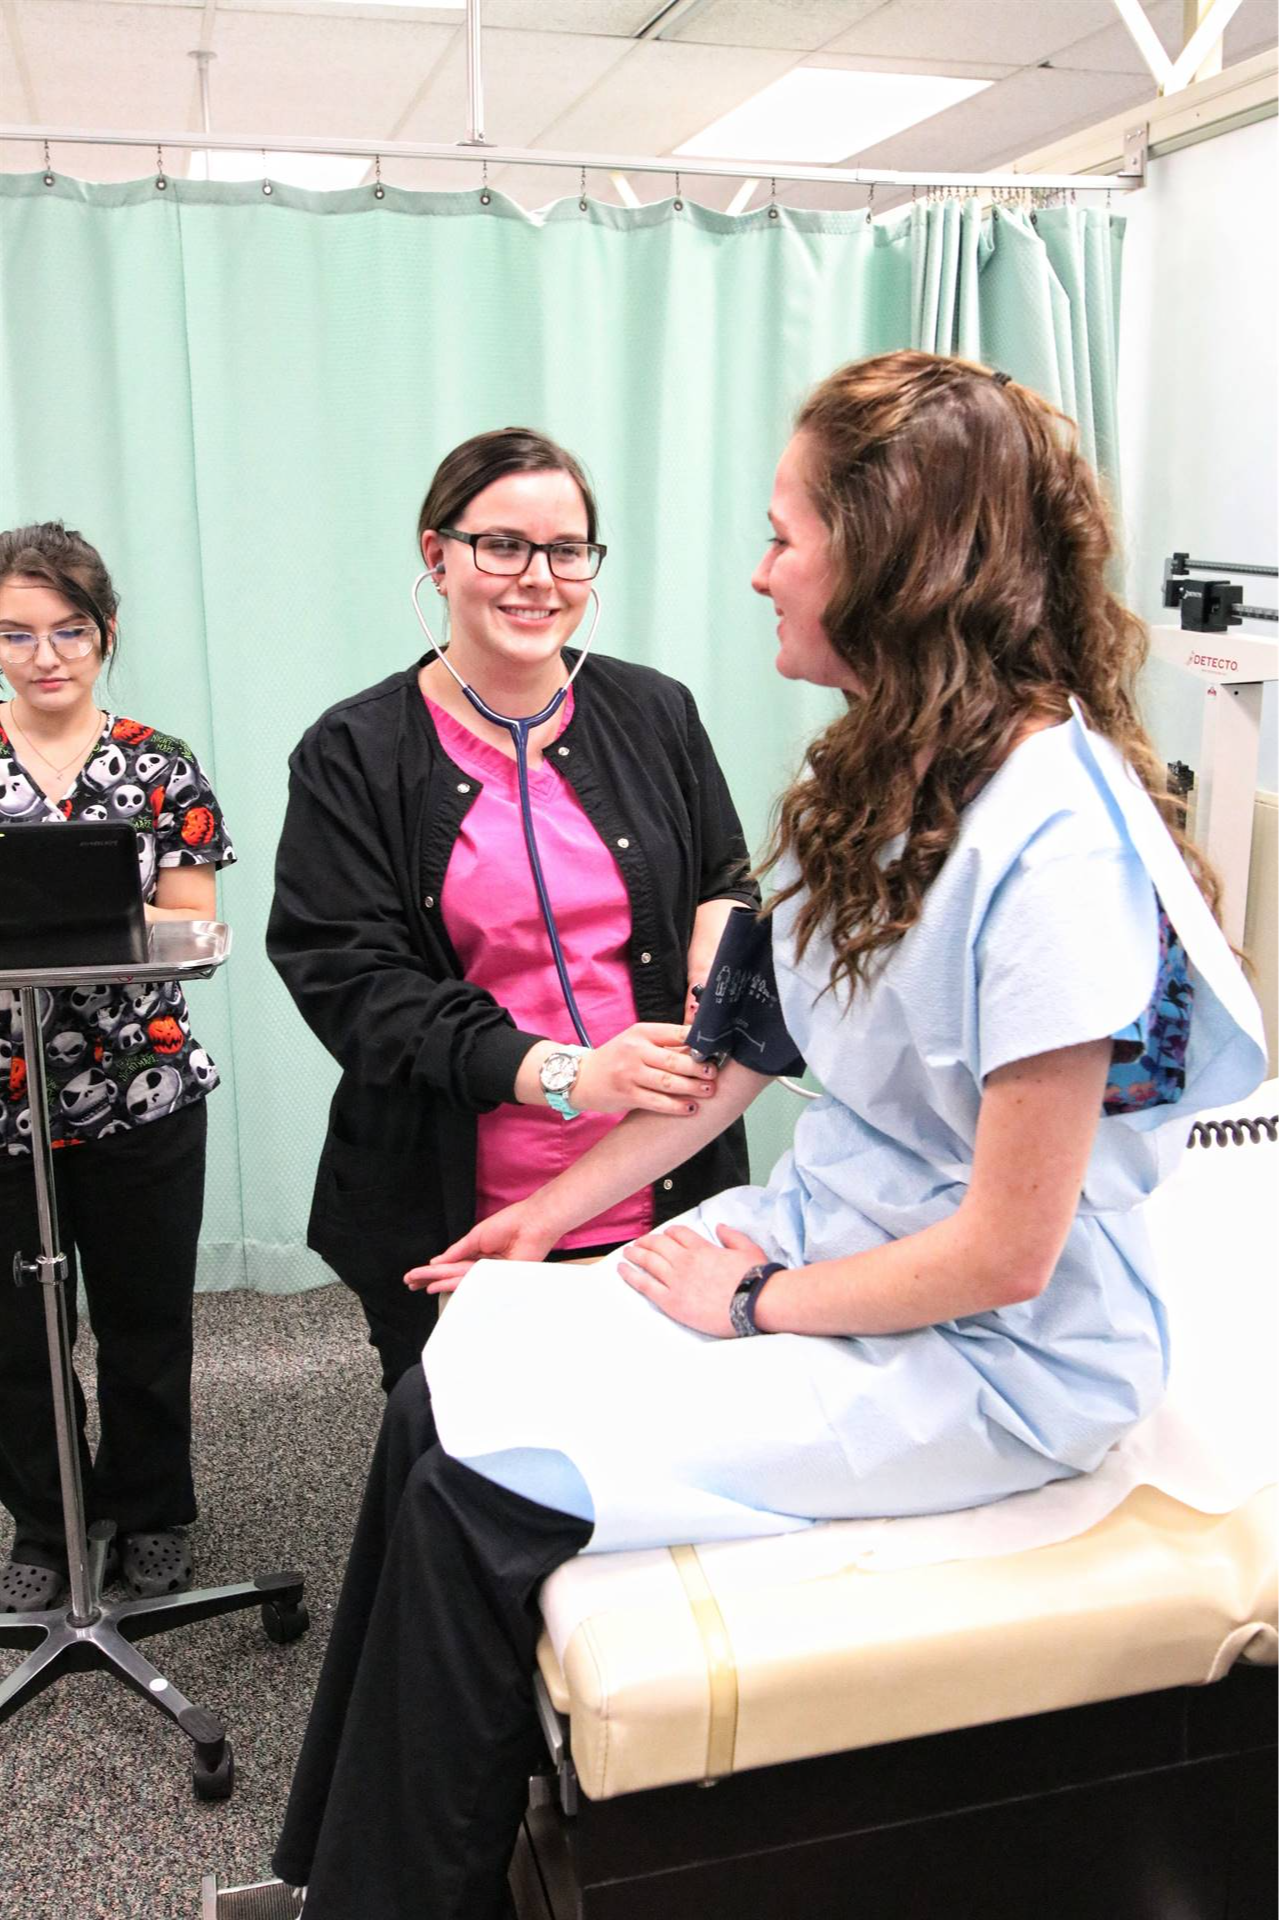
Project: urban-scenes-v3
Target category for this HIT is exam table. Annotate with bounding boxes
[512,1086,1278,1920]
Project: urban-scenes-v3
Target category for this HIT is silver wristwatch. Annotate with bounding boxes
[540,1047,586,1121]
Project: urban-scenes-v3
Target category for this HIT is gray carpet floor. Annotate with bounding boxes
[0,1285,384,1920]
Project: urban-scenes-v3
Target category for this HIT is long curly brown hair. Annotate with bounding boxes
[762,350,1217,994]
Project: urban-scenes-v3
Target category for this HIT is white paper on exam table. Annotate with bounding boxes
[437,1083,1276,1651]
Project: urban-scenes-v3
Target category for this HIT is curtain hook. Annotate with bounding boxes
[768,176,779,220]
[579,166,588,213]
[374,153,385,201]
[673,170,683,212]
[155,144,168,191]
[42,139,55,188]
[864,180,876,227]
[479,158,491,206]
[261,150,273,196]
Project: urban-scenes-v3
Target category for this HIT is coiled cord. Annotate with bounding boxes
[1187,1114,1278,1148]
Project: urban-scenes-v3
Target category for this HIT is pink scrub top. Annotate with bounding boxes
[425,690,656,1251]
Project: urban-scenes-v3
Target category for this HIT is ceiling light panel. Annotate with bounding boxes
[841,63,1153,174]
[676,67,993,164]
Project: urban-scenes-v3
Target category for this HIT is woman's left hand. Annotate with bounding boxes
[620,1223,768,1337]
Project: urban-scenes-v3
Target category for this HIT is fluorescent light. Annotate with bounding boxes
[1111,0,1173,85]
[188,149,371,190]
[610,171,641,208]
[676,68,992,166]
[726,177,760,215]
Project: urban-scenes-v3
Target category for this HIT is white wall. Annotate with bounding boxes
[1116,112,1278,788]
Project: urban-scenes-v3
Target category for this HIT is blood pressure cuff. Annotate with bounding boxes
[686,906,806,1078]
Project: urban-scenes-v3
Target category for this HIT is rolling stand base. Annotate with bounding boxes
[0,1545,308,1801]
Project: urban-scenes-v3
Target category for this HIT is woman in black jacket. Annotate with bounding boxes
[267,428,756,1387]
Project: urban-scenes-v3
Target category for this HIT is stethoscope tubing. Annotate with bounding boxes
[410,569,603,1050]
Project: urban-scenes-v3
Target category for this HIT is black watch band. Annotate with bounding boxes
[728,1261,784,1338]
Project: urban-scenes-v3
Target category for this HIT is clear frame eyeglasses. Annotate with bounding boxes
[0,622,100,662]
[438,529,607,582]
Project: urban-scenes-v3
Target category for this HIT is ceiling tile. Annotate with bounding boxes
[1,4,38,120]
[527,39,800,154]
[481,0,654,31]
[1054,0,1275,77]
[10,1,458,137]
[194,10,459,136]
[824,0,1123,68]
[14,1,222,130]
[392,27,632,148]
[1225,0,1279,61]
[1054,0,1183,74]
[665,0,883,52]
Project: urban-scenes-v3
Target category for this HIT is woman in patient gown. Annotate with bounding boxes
[273,352,1264,1918]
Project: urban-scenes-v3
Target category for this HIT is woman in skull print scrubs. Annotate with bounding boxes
[0,521,234,1614]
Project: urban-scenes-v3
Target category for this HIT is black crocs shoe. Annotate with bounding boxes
[120,1528,194,1599]
[0,1556,65,1612]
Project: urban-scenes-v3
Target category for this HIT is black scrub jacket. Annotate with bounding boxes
[267,653,759,1276]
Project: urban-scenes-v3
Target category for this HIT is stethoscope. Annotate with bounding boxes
[411,566,604,1049]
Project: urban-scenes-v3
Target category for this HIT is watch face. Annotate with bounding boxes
[541,1051,580,1094]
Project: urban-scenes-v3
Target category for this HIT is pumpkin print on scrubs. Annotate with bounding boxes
[0,711,236,1150]
[181,805,217,848]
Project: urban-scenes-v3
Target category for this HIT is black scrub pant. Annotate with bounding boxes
[273,1367,592,1918]
[0,1100,206,1570]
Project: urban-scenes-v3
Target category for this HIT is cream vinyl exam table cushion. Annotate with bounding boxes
[535,1082,1278,1801]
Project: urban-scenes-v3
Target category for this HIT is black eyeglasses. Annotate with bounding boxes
[438,529,607,582]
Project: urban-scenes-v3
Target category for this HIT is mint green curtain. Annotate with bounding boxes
[0,176,1125,1291]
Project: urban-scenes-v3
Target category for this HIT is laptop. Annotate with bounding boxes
[0,822,149,970]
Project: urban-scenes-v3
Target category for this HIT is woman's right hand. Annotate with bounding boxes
[405,1201,556,1293]
[572,1024,717,1117]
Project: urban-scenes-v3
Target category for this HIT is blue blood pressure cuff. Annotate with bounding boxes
[686,906,806,1078]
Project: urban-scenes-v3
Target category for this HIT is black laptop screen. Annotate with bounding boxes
[0,823,149,970]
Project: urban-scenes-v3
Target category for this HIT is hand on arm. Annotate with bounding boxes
[615,1039,1112,1338]
[514,1023,719,1118]
[144,864,217,925]
[407,1058,769,1293]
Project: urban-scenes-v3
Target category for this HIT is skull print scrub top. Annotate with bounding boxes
[0,713,235,1153]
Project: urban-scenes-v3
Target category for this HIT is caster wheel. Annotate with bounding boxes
[193,1738,234,1802]
[262,1599,310,1644]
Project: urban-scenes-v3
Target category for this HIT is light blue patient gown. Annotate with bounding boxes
[425,711,1266,1551]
